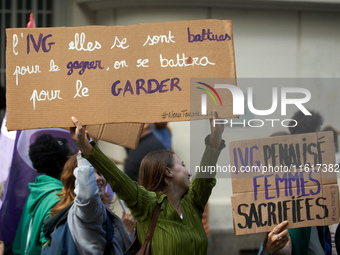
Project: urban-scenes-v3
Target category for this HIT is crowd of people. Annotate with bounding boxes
[0,108,340,255]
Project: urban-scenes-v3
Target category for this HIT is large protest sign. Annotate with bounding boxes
[230,132,339,235]
[6,19,236,131]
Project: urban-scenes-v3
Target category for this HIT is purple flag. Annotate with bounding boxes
[0,122,77,244]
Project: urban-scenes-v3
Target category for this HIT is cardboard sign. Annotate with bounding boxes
[6,19,236,131]
[230,132,340,235]
[86,122,143,149]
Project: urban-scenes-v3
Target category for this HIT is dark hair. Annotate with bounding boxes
[29,134,74,178]
[288,110,323,134]
[269,131,289,137]
[322,126,338,152]
[139,150,174,195]
[50,154,111,217]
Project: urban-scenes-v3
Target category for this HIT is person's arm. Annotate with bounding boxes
[70,117,155,221]
[207,110,225,151]
[70,117,93,156]
[71,154,105,222]
[189,111,225,209]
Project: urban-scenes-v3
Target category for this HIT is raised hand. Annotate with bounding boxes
[70,117,93,156]
[265,221,290,255]
[209,110,225,150]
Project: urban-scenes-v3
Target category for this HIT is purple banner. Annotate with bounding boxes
[0,124,77,244]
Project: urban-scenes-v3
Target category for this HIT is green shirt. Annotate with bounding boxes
[86,137,224,255]
[13,175,62,255]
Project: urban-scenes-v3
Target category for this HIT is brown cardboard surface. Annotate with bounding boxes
[6,19,236,131]
[230,132,336,193]
[60,122,143,149]
[231,184,339,235]
[86,123,143,149]
[229,131,340,235]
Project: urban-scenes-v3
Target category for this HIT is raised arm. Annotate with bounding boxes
[71,154,106,220]
[70,117,156,220]
[208,110,225,150]
[67,154,109,255]
[189,111,226,210]
[196,110,225,178]
[70,117,93,156]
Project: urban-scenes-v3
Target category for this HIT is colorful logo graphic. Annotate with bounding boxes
[197,82,312,117]
[196,82,223,115]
